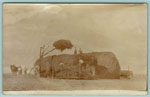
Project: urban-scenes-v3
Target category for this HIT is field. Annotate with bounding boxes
[3,73,147,91]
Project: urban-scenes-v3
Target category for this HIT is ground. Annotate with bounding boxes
[3,73,147,91]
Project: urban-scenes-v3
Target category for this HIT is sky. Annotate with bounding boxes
[3,4,147,74]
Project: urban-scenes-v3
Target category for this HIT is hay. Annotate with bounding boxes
[35,52,120,79]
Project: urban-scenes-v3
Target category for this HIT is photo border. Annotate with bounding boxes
[0,0,149,96]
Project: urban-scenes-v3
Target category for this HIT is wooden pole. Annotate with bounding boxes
[39,47,43,76]
[43,48,55,56]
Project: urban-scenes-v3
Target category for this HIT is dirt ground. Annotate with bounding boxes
[3,73,147,91]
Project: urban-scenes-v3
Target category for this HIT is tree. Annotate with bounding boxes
[43,39,73,56]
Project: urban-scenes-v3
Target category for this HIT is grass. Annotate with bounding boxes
[3,73,147,91]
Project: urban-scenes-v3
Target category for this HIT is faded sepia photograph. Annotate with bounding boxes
[2,3,147,95]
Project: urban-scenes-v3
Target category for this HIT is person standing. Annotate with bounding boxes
[79,48,83,55]
[18,66,22,75]
[78,57,84,75]
[24,67,28,75]
[74,47,77,55]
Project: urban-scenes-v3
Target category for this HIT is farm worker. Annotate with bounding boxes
[34,65,40,76]
[18,66,22,75]
[79,57,84,74]
[90,56,97,76]
[91,65,95,76]
[24,67,28,75]
[59,62,65,76]
[74,47,77,55]
[32,67,39,76]
[79,48,83,55]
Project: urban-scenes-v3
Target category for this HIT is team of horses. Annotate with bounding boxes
[10,64,28,75]
[10,54,97,79]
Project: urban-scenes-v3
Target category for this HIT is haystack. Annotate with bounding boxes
[35,52,120,79]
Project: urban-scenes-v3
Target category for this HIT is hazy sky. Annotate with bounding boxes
[3,4,147,74]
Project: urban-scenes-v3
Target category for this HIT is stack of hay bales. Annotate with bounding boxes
[35,52,120,79]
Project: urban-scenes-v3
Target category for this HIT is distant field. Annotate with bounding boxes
[3,73,147,91]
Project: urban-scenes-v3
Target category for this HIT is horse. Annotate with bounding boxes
[10,64,18,75]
